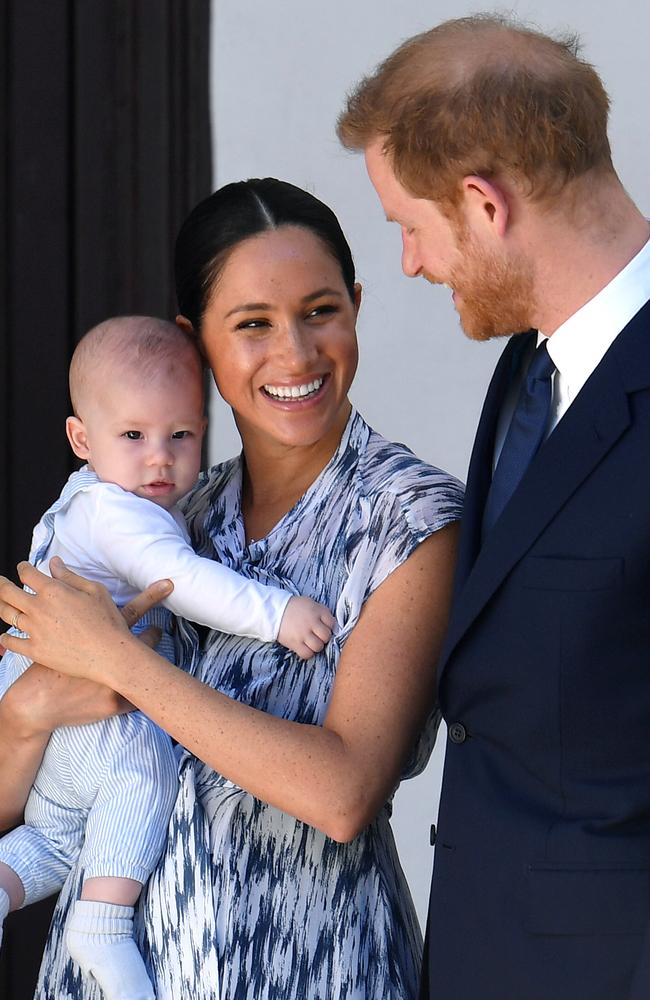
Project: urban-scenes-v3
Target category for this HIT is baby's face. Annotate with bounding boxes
[75,367,206,509]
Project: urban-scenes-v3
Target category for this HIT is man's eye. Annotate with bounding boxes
[123,431,143,440]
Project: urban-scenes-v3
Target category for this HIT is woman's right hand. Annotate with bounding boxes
[4,663,133,738]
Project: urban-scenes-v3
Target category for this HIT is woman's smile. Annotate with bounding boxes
[261,373,329,404]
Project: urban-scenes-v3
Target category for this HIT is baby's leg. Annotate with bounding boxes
[66,713,178,1000]
[0,861,25,947]
[0,784,86,951]
[0,799,84,948]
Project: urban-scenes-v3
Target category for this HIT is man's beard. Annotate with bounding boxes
[428,228,536,342]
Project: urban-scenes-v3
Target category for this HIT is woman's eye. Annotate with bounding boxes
[123,430,143,440]
[306,304,337,320]
[236,318,269,330]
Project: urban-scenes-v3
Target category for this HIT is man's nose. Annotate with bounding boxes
[401,230,421,278]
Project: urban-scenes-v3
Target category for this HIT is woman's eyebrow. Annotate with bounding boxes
[302,287,343,303]
[225,288,343,318]
[224,301,271,318]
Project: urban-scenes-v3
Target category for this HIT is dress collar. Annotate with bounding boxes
[207,408,369,557]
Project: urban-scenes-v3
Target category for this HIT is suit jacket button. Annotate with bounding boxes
[449,722,467,744]
[429,823,437,846]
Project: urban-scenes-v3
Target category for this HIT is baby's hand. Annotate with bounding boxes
[277,596,336,659]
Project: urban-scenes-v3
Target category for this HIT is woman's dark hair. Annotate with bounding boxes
[175,178,356,329]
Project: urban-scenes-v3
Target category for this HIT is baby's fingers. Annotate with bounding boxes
[320,609,337,630]
[303,632,327,656]
[311,620,333,644]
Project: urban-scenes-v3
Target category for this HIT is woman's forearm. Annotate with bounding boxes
[0,696,49,830]
[102,639,369,841]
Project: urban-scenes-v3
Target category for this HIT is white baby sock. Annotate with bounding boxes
[0,888,10,949]
[67,900,155,1000]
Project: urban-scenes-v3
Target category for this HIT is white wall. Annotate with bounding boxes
[209,0,650,928]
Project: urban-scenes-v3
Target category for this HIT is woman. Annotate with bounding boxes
[0,179,462,999]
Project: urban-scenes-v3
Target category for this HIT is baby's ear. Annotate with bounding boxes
[66,416,91,461]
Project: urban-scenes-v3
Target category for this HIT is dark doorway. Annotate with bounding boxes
[0,2,212,995]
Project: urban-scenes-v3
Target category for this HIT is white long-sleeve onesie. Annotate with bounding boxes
[42,471,291,640]
[0,467,292,905]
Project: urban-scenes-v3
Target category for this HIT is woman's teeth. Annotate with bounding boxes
[263,377,324,399]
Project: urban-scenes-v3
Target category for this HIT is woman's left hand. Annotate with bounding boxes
[0,557,173,683]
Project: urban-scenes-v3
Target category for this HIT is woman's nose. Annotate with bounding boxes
[278,322,318,367]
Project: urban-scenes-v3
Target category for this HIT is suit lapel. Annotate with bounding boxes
[440,305,650,676]
[454,331,535,592]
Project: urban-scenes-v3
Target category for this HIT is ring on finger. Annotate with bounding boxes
[10,610,21,631]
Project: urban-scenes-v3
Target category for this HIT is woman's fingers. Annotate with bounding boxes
[0,574,34,622]
[120,579,174,628]
[0,561,122,675]
[135,626,164,650]
[47,556,103,593]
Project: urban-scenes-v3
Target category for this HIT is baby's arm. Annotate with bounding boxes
[90,489,335,657]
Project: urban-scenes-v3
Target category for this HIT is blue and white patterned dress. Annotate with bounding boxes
[36,410,463,1000]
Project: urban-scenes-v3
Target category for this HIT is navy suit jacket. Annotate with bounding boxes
[421,302,650,1000]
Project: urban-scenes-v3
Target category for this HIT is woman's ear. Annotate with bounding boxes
[66,416,91,461]
[353,282,363,317]
[176,313,208,367]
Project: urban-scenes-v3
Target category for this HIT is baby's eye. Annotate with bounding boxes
[123,430,143,440]
[171,430,191,440]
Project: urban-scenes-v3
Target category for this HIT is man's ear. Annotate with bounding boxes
[461,175,510,238]
[66,416,91,461]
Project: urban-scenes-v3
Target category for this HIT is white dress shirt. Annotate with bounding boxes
[493,234,650,469]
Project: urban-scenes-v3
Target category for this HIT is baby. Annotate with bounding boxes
[0,316,334,999]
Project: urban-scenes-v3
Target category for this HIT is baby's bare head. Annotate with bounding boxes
[70,315,203,418]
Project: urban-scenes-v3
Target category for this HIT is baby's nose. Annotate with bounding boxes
[148,442,174,466]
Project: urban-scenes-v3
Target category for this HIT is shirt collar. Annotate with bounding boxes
[537,232,650,398]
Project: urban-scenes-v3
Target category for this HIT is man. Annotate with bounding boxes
[338,14,650,1000]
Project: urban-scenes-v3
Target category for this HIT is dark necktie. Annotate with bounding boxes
[482,340,556,536]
